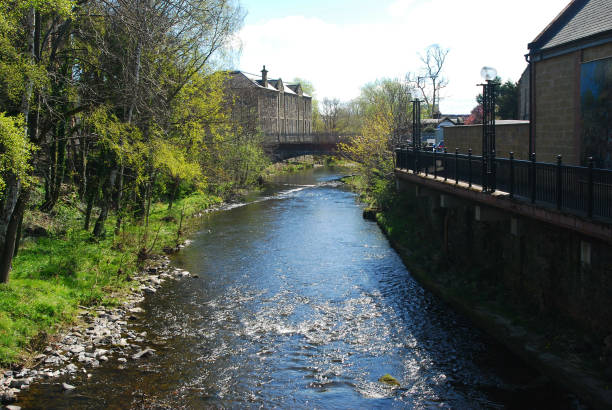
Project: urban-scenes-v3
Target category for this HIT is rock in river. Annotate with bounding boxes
[378,374,400,387]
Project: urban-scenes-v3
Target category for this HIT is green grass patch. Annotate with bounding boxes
[1,191,221,366]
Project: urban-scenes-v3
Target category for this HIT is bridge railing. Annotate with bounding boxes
[395,148,612,220]
[270,133,356,145]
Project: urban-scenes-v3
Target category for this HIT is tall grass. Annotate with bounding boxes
[0,191,221,365]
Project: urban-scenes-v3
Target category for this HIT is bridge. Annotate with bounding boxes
[264,133,347,162]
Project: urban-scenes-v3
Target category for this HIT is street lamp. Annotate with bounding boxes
[479,66,498,192]
[412,99,421,172]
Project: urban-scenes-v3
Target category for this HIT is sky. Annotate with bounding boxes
[234,0,571,114]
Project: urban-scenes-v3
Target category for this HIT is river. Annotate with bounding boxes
[19,166,581,409]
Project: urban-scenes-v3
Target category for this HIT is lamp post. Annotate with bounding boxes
[412,99,421,172]
[479,66,498,192]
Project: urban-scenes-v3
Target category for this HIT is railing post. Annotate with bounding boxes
[468,148,472,188]
[530,153,536,204]
[509,152,515,199]
[482,146,487,192]
[588,157,594,218]
[443,148,448,182]
[425,151,429,177]
[556,155,562,210]
[433,148,437,179]
[455,148,459,185]
[491,149,496,192]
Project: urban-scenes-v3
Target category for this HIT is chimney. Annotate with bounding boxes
[261,65,268,87]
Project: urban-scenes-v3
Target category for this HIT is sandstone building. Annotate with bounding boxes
[526,0,612,167]
[226,66,312,144]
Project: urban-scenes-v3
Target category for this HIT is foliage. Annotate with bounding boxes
[0,0,253,282]
[339,94,395,207]
[0,113,35,196]
[476,77,519,119]
[465,104,483,125]
[0,189,220,364]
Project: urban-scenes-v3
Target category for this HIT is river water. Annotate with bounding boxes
[20,167,581,409]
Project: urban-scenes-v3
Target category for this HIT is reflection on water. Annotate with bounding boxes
[19,167,581,409]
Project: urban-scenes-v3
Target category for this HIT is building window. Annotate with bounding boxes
[581,57,612,169]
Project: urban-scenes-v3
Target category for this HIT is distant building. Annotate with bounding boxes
[421,116,466,145]
[526,0,612,167]
[226,66,312,144]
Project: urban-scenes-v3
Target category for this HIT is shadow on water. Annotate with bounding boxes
[18,167,584,409]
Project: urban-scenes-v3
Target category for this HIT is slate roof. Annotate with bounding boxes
[421,117,466,127]
[529,0,612,52]
[231,71,311,97]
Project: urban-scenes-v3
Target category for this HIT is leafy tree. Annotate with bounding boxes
[476,77,519,119]
[355,78,413,144]
[465,105,483,125]
[0,0,247,282]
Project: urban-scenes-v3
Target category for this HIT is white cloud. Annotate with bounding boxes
[387,0,420,16]
[237,0,570,114]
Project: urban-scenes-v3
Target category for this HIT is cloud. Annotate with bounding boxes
[387,0,420,16]
[236,0,570,113]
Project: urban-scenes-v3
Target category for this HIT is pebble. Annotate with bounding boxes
[0,254,191,403]
[132,348,155,360]
[70,344,85,354]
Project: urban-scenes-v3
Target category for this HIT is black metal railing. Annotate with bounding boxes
[395,148,612,220]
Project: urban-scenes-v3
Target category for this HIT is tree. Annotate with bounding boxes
[0,0,246,281]
[0,0,73,282]
[321,97,341,134]
[465,105,483,125]
[407,44,449,117]
[355,78,413,144]
[476,77,519,119]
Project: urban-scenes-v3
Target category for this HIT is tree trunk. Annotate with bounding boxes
[93,169,117,238]
[114,164,124,234]
[13,211,24,258]
[41,125,67,212]
[167,178,179,210]
[0,189,28,283]
[84,182,96,231]
[0,7,36,281]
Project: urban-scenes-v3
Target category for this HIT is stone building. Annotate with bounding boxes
[226,66,312,144]
[526,0,612,167]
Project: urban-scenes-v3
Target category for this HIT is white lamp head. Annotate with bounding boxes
[480,66,497,81]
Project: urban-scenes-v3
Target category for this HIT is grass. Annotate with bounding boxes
[0,190,221,366]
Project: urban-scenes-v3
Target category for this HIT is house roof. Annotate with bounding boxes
[421,116,465,127]
[230,70,311,98]
[529,0,612,53]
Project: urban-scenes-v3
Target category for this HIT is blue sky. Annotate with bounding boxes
[234,0,571,114]
[240,0,391,25]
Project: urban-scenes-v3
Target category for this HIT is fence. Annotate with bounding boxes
[395,148,612,220]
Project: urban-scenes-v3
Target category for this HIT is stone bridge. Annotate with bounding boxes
[264,133,348,162]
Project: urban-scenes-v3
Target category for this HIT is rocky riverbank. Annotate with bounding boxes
[0,254,197,407]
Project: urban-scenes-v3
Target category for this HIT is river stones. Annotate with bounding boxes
[132,348,155,360]
[378,374,400,387]
[0,253,197,403]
